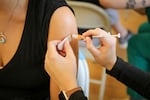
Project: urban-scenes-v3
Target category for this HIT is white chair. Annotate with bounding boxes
[67,1,111,100]
[67,0,111,31]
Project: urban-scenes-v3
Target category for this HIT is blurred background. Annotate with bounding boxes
[89,9,147,100]
[67,1,147,99]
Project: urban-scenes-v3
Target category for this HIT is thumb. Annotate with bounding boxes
[47,40,60,56]
[64,40,75,57]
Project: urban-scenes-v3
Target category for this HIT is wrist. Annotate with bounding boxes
[61,80,78,92]
[106,56,117,71]
[66,87,82,98]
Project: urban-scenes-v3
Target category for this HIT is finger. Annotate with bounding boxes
[47,40,60,50]
[86,37,100,57]
[47,40,61,56]
[64,40,75,57]
[82,29,98,37]
[100,34,116,47]
[82,28,102,36]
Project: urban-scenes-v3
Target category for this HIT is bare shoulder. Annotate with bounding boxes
[48,6,77,40]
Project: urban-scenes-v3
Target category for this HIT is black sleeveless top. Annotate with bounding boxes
[76,0,100,6]
[0,0,69,99]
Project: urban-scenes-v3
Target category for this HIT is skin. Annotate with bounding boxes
[99,0,150,9]
[0,0,28,69]
[0,0,78,100]
[45,40,78,92]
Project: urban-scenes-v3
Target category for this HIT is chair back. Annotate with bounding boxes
[67,1,111,32]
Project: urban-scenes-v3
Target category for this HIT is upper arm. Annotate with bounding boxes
[48,6,78,100]
[100,0,127,8]
[48,6,77,40]
[48,6,78,57]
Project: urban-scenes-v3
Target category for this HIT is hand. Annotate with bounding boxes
[83,28,117,70]
[45,40,78,91]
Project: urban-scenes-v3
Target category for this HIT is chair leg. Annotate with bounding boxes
[99,68,107,100]
[90,68,107,100]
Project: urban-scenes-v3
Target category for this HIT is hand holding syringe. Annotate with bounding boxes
[57,32,120,51]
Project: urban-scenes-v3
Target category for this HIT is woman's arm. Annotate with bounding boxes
[83,28,150,99]
[48,6,78,100]
[45,40,87,100]
[106,57,150,99]
[99,0,150,9]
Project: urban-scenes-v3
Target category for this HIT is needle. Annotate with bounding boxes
[92,33,121,38]
[72,33,121,40]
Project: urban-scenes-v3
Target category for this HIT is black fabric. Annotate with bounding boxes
[59,90,87,100]
[75,0,100,6]
[75,0,106,9]
[78,27,105,35]
[0,0,69,99]
[69,90,87,100]
[59,91,67,100]
[78,28,91,35]
[145,7,150,23]
[106,57,150,99]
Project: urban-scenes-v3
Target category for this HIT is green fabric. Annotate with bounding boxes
[127,22,150,99]
[138,22,150,33]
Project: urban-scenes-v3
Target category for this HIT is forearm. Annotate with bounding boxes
[50,79,60,100]
[100,0,150,9]
[106,57,150,99]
